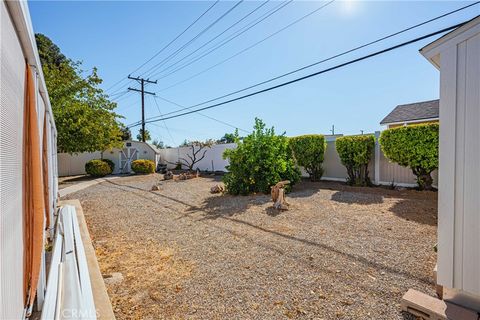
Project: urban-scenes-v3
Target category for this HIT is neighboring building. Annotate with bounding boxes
[57,140,161,176]
[380,99,439,128]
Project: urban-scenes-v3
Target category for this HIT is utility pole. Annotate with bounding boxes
[128,75,157,142]
[330,125,335,136]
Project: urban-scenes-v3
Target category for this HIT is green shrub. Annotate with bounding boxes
[131,159,155,174]
[289,134,326,181]
[336,135,375,186]
[85,159,112,177]
[380,124,438,190]
[174,161,182,170]
[102,158,115,172]
[222,118,301,195]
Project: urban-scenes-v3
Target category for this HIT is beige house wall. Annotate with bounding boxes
[387,119,439,129]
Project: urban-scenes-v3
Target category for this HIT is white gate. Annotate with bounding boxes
[119,147,138,173]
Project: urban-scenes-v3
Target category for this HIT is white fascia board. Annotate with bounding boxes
[421,16,480,69]
[381,117,440,127]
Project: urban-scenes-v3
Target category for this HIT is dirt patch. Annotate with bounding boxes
[65,175,437,319]
[95,234,193,319]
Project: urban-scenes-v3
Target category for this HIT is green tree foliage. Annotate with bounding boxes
[136,128,151,142]
[36,33,123,154]
[222,118,300,195]
[179,139,189,147]
[152,139,164,149]
[85,159,112,177]
[380,124,439,190]
[131,159,155,174]
[218,132,237,144]
[289,134,326,181]
[120,126,132,141]
[336,135,375,186]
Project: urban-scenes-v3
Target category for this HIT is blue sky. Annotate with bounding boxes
[29,1,478,146]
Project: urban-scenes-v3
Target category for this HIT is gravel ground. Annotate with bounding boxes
[64,174,438,320]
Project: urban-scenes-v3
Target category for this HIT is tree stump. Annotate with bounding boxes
[271,180,290,210]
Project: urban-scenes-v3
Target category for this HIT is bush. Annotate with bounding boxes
[336,135,375,186]
[85,159,112,177]
[289,134,326,181]
[102,158,115,172]
[222,118,301,195]
[380,124,438,190]
[131,159,155,174]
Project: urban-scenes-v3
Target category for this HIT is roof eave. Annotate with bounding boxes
[420,16,480,69]
[381,117,440,126]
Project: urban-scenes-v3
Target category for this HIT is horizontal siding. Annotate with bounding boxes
[0,2,27,318]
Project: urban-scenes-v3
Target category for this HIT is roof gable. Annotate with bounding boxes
[380,99,439,125]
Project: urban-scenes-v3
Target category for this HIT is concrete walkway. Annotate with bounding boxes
[59,176,118,198]
[59,199,116,319]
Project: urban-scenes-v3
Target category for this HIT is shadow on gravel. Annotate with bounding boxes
[389,199,437,226]
[189,194,270,219]
[330,191,384,205]
[102,179,434,286]
[219,215,435,286]
[104,180,201,210]
[289,180,435,201]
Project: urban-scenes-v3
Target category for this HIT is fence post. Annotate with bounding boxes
[374,131,381,185]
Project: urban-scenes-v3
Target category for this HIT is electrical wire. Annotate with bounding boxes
[150,0,287,78]
[151,96,177,146]
[154,95,250,134]
[153,0,333,80]
[141,1,244,79]
[147,2,479,118]
[125,20,470,128]
[103,1,219,94]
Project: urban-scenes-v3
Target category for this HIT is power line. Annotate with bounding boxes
[148,2,479,118]
[109,90,129,99]
[126,20,470,128]
[154,95,250,134]
[128,76,157,141]
[131,1,220,76]
[103,1,219,94]
[153,0,333,81]
[151,95,176,146]
[141,1,244,79]
[149,0,282,78]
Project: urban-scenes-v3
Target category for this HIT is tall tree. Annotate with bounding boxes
[218,132,236,144]
[151,139,164,149]
[36,33,123,154]
[136,129,151,142]
[120,125,132,141]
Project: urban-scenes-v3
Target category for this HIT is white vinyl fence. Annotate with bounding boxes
[160,143,234,172]
[159,132,438,188]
